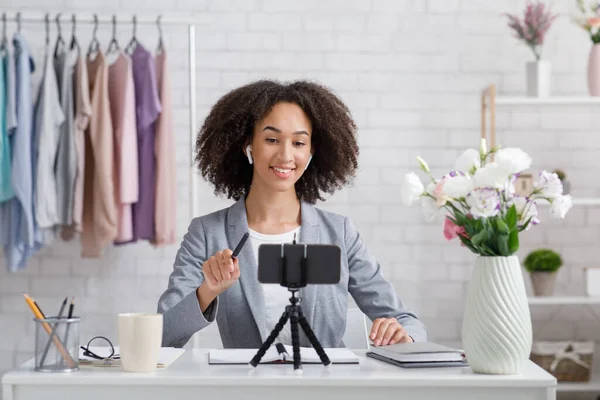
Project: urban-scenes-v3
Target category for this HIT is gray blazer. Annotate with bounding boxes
[157,197,426,348]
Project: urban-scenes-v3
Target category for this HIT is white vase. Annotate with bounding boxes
[461,255,533,374]
[526,60,551,97]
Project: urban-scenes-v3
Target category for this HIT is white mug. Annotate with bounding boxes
[118,313,163,372]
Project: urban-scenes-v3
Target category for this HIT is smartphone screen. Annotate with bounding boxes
[258,244,341,285]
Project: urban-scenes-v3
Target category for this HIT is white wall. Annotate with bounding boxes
[1,0,599,393]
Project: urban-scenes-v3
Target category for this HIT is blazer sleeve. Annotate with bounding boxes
[344,217,427,342]
[157,217,219,347]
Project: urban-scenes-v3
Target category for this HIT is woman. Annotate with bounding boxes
[157,80,426,349]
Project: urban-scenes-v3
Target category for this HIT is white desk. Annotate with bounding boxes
[2,349,556,400]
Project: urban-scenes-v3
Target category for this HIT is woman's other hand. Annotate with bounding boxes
[370,317,413,346]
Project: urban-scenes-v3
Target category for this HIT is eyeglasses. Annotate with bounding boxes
[80,336,120,360]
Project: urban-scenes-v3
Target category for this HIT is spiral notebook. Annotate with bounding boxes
[209,343,359,364]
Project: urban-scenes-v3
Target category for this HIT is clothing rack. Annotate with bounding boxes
[3,12,199,221]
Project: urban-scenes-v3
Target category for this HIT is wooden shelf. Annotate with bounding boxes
[528,296,600,305]
[483,86,600,394]
[534,198,600,206]
[572,198,600,206]
[558,379,600,392]
[494,96,600,106]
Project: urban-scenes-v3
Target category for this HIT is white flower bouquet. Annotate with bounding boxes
[400,139,572,256]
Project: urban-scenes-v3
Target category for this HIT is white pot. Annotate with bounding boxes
[585,267,600,296]
[526,60,551,97]
[462,255,533,374]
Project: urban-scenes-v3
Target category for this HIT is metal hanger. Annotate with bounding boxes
[44,13,50,46]
[106,15,119,54]
[87,14,101,58]
[1,13,7,51]
[54,13,65,57]
[125,15,138,54]
[69,14,77,50]
[156,15,164,53]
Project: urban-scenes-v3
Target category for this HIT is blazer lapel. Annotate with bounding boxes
[226,198,267,342]
[298,201,320,334]
[226,198,321,345]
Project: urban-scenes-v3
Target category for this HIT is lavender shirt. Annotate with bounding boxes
[127,44,161,242]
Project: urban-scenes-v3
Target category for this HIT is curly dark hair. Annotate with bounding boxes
[195,80,359,204]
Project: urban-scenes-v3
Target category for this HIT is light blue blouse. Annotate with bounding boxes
[3,33,42,271]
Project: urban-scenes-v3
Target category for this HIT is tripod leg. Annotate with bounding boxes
[290,307,302,371]
[250,309,290,367]
[297,306,331,366]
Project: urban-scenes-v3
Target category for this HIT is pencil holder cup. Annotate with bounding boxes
[33,316,80,372]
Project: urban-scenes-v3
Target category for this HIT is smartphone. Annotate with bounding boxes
[258,244,341,285]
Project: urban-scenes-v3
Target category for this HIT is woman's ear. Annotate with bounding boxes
[245,145,253,165]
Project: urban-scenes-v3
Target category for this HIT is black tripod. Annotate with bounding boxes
[250,288,330,370]
[250,240,331,370]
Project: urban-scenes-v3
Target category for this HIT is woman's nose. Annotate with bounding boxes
[277,143,294,163]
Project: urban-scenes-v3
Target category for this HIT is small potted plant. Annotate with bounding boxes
[553,169,570,194]
[505,1,558,97]
[524,248,563,296]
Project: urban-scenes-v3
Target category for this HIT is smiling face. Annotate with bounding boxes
[245,102,313,196]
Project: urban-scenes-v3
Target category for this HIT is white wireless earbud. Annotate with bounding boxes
[246,145,253,165]
[305,154,312,171]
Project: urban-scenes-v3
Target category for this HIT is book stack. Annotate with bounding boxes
[367,342,468,368]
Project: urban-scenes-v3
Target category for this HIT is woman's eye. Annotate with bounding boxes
[266,138,277,143]
[294,142,306,146]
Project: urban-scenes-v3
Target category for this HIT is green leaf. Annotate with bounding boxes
[506,205,517,230]
[508,229,519,254]
[519,216,533,232]
[454,210,468,226]
[495,218,509,235]
[459,236,478,254]
[497,234,509,256]
[480,242,496,256]
[486,228,499,254]
[471,230,488,247]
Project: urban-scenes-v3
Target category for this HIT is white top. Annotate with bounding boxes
[34,47,65,229]
[249,226,301,345]
[2,349,556,388]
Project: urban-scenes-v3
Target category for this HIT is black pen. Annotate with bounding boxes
[63,297,75,355]
[67,297,75,319]
[232,232,249,259]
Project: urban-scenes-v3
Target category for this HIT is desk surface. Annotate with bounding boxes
[2,349,556,389]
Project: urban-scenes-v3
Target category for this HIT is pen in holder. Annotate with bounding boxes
[34,316,80,372]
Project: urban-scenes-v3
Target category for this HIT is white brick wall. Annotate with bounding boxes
[1,0,599,391]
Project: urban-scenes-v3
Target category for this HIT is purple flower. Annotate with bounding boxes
[505,1,558,60]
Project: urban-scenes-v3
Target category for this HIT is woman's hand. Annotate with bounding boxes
[202,249,241,295]
[369,318,413,346]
